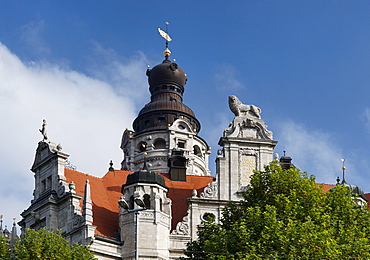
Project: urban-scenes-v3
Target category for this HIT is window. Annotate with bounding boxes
[47,176,52,189]
[202,213,215,222]
[145,120,150,126]
[178,140,186,149]
[158,117,165,123]
[193,145,202,157]
[138,142,147,152]
[170,168,186,181]
[129,196,134,209]
[41,180,46,192]
[154,139,166,149]
[143,194,151,209]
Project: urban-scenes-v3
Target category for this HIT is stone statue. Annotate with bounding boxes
[39,119,48,141]
[228,95,261,118]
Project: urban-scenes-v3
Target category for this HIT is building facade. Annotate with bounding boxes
[19,42,280,259]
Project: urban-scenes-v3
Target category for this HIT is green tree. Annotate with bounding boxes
[12,228,96,260]
[184,162,370,259]
[0,237,10,259]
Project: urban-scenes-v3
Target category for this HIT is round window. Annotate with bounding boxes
[202,213,215,222]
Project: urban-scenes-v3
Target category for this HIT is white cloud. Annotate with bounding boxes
[275,120,370,192]
[0,42,149,223]
[20,19,50,57]
[275,120,345,184]
[363,108,370,132]
[213,64,245,91]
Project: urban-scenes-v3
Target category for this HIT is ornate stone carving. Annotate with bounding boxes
[228,95,261,118]
[171,210,190,236]
[200,182,218,199]
[39,119,48,141]
[73,213,83,228]
[223,95,273,140]
[57,182,66,196]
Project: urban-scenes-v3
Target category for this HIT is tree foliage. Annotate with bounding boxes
[184,162,370,259]
[0,228,96,260]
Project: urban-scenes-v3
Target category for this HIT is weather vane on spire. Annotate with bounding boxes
[341,158,346,184]
[158,22,172,59]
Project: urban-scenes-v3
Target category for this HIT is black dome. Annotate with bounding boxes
[147,59,187,93]
[132,58,200,134]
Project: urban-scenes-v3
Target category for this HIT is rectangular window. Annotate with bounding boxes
[178,140,186,149]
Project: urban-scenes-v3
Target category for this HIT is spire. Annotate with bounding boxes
[158,22,172,60]
[82,179,93,224]
[11,218,18,241]
[109,160,114,171]
[341,158,346,184]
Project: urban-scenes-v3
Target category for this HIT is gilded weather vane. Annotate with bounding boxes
[158,22,172,59]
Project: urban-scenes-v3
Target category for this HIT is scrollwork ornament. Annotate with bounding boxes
[200,182,218,199]
[172,210,190,236]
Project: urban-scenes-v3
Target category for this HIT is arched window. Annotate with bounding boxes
[138,142,147,152]
[154,139,166,149]
[143,194,151,209]
[193,145,202,157]
[129,195,134,209]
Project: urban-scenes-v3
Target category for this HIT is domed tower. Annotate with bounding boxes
[121,26,211,177]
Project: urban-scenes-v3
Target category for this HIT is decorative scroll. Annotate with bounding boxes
[73,213,83,228]
[171,210,190,236]
[200,182,218,199]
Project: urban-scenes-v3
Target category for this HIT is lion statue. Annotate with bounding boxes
[228,95,261,118]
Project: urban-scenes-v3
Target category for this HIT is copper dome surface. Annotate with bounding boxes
[147,60,187,91]
[138,100,195,117]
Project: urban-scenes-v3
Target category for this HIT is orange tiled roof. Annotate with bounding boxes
[319,183,336,193]
[64,168,213,239]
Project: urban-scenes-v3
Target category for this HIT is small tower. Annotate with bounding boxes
[120,23,211,176]
[119,154,171,259]
[216,95,278,200]
[279,151,292,170]
[334,158,368,206]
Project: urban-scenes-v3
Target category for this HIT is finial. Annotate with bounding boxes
[341,158,346,184]
[336,176,340,184]
[158,22,172,60]
[283,150,286,156]
[109,160,114,171]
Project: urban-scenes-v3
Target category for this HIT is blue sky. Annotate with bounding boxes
[1,1,370,225]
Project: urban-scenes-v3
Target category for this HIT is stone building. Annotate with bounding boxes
[19,34,332,259]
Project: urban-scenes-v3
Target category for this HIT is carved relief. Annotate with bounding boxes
[238,148,259,191]
[73,213,83,228]
[200,182,218,199]
[171,210,190,236]
[224,95,273,140]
